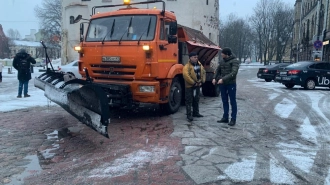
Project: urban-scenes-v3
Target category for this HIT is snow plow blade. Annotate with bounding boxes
[34,71,110,138]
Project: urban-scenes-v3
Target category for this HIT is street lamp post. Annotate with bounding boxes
[297,0,304,62]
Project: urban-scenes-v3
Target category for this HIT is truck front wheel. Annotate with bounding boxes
[161,77,183,114]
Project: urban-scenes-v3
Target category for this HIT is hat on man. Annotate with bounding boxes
[189,52,198,58]
[221,47,232,56]
[18,49,27,54]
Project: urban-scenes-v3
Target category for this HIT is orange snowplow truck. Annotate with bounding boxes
[35,0,220,138]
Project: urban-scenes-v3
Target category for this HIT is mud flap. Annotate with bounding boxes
[35,74,110,138]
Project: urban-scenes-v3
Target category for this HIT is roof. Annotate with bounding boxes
[13,40,41,47]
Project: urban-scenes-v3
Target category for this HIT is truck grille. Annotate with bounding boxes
[90,64,136,80]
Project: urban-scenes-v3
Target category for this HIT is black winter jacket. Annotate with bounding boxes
[213,56,240,85]
[13,53,36,81]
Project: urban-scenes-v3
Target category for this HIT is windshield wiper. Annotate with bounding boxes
[101,19,116,44]
[119,17,133,44]
[138,17,152,45]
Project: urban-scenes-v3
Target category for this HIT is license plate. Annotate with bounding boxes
[280,71,287,75]
[258,74,261,76]
[102,56,121,63]
[282,77,291,80]
[275,76,281,79]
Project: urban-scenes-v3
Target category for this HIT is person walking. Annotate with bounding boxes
[13,49,36,98]
[183,52,206,122]
[0,62,3,82]
[212,48,240,126]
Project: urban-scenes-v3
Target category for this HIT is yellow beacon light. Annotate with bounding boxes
[124,0,130,5]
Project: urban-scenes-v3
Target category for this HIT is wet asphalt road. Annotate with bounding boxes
[1,65,330,185]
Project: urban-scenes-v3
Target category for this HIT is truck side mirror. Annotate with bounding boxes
[169,21,177,35]
[80,23,84,42]
[168,35,177,44]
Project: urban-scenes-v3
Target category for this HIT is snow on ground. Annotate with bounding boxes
[244,66,329,165]
[0,66,59,112]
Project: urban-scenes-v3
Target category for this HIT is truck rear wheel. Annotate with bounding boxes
[161,77,183,114]
[202,82,220,97]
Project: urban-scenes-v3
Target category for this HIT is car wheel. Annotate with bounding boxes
[285,84,294,89]
[304,79,316,90]
[67,72,75,77]
[265,78,272,82]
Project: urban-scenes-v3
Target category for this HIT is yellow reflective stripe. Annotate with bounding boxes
[158,59,177,63]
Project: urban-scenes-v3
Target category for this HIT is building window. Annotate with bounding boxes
[206,0,208,5]
[82,0,91,1]
[209,33,211,40]
[102,0,112,2]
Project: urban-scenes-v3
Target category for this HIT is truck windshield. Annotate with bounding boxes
[86,15,157,42]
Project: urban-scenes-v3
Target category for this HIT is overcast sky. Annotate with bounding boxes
[0,0,296,38]
[0,0,42,37]
[219,0,296,20]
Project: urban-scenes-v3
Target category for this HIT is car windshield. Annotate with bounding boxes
[86,15,157,42]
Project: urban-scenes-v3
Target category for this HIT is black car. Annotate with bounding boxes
[257,63,291,82]
[275,61,330,89]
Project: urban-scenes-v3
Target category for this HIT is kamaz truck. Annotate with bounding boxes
[35,0,220,138]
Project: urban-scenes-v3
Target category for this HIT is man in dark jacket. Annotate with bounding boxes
[212,48,240,126]
[13,49,36,98]
[183,52,206,122]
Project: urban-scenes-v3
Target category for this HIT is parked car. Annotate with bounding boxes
[33,61,45,67]
[58,60,82,78]
[257,63,291,82]
[275,61,330,89]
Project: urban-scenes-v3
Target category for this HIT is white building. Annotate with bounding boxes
[24,29,37,41]
[10,40,41,57]
[61,0,219,64]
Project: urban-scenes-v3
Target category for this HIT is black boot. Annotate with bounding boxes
[228,119,236,126]
[193,113,204,117]
[217,118,229,123]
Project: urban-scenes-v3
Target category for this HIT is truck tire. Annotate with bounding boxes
[202,83,210,96]
[211,84,220,97]
[202,82,220,97]
[161,77,183,114]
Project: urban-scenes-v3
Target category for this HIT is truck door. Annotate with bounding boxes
[158,19,178,66]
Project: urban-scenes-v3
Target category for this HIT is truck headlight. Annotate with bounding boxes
[139,85,155,92]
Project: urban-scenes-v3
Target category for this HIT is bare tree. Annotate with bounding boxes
[34,0,61,58]
[250,0,294,64]
[273,3,294,62]
[219,14,254,63]
[7,29,21,39]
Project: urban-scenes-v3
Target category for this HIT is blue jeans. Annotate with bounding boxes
[219,83,237,120]
[18,80,29,96]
